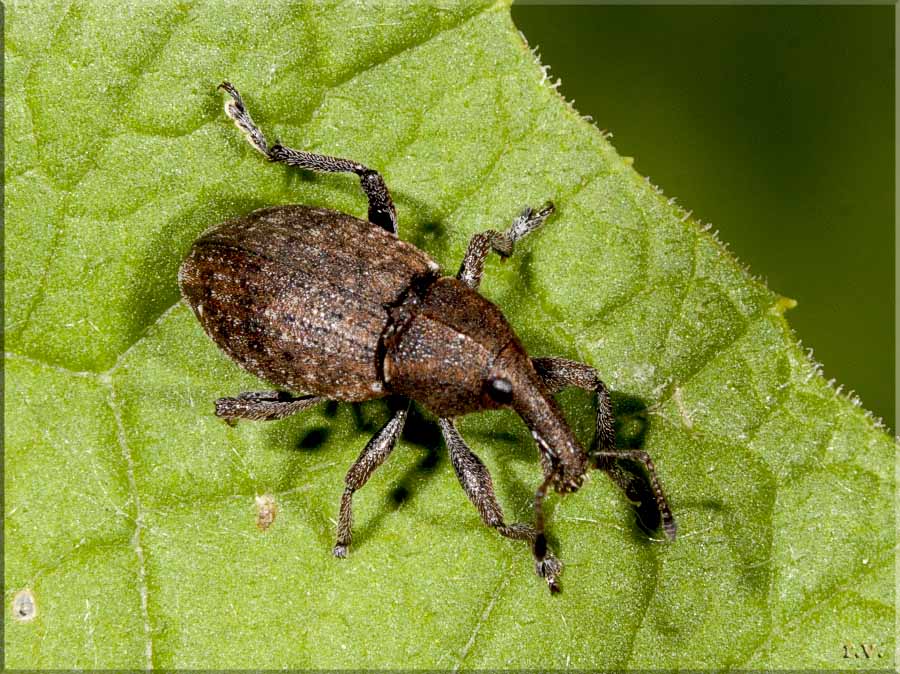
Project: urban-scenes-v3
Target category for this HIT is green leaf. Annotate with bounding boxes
[5,1,894,669]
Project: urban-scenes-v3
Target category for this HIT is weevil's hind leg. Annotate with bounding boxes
[218,81,398,234]
[333,399,410,558]
[457,203,555,289]
[531,357,677,540]
[439,418,562,593]
[215,391,324,423]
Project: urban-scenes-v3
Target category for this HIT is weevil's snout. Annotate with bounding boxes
[498,359,589,495]
[553,450,587,494]
[491,341,590,494]
[532,426,586,495]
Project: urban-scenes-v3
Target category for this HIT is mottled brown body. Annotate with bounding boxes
[179,82,676,595]
[179,205,439,401]
[180,206,568,430]
[385,277,518,416]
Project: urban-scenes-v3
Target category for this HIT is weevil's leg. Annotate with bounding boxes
[218,81,398,234]
[333,400,410,558]
[457,203,555,289]
[439,418,562,593]
[531,357,677,540]
[215,391,324,422]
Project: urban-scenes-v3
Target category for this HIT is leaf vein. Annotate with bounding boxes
[106,384,154,670]
[453,567,512,670]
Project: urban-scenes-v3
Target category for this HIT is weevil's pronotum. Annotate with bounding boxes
[179,82,676,592]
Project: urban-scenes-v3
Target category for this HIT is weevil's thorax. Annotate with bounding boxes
[383,277,520,417]
[383,277,588,492]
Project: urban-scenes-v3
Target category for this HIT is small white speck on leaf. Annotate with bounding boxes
[12,589,37,622]
[255,493,278,532]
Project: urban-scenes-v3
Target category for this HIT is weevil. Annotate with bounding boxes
[178,82,676,593]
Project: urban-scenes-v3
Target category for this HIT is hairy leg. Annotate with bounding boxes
[215,390,323,422]
[439,418,562,593]
[334,401,410,557]
[532,357,676,540]
[456,203,555,289]
[219,81,398,233]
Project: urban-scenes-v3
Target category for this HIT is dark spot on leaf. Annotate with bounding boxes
[390,485,410,504]
[298,427,329,450]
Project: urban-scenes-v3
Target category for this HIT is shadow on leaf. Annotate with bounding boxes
[608,392,667,542]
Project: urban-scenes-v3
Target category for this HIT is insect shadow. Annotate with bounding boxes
[253,387,666,552]
[272,397,445,551]
[607,393,669,542]
[350,404,445,550]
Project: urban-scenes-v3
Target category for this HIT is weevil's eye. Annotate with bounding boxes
[485,376,513,405]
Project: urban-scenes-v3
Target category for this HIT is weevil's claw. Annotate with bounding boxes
[332,544,348,559]
[508,201,556,244]
[217,81,242,107]
[535,554,562,594]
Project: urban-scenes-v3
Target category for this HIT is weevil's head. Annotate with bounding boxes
[383,277,589,492]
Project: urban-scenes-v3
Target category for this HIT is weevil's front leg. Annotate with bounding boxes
[532,357,677,540]
[456,203,555,289]
[439,418,562,593]
[218,82,398,234]
[215,390,324,422]
[333,400,410,558]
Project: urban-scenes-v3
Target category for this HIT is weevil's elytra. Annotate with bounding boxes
[180,205,439,399]
[180,82,676,594]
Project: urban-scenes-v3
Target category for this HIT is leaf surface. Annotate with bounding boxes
[5,1,894,668]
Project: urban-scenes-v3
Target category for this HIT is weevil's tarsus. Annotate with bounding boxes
[531,472,560,592]
[457,202,555,290]
[334,400,410,557]
[536,554,562,594]
[509,202,555,244]
[439,418,562,592]
[215,391,324,421]
[594,449,677,540]
[219,81,398,234]
[532,357,676,540]
[218,81,269,155]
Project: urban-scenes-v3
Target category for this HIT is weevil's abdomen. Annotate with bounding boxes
[179,205,440,401]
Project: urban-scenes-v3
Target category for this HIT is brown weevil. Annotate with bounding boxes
[178,82,676,593]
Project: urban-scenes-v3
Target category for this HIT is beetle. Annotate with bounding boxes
[179,82,676,593]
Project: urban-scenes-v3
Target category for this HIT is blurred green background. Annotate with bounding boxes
[512,5,895,431]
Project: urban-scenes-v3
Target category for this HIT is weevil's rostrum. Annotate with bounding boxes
[179,82,676,593]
